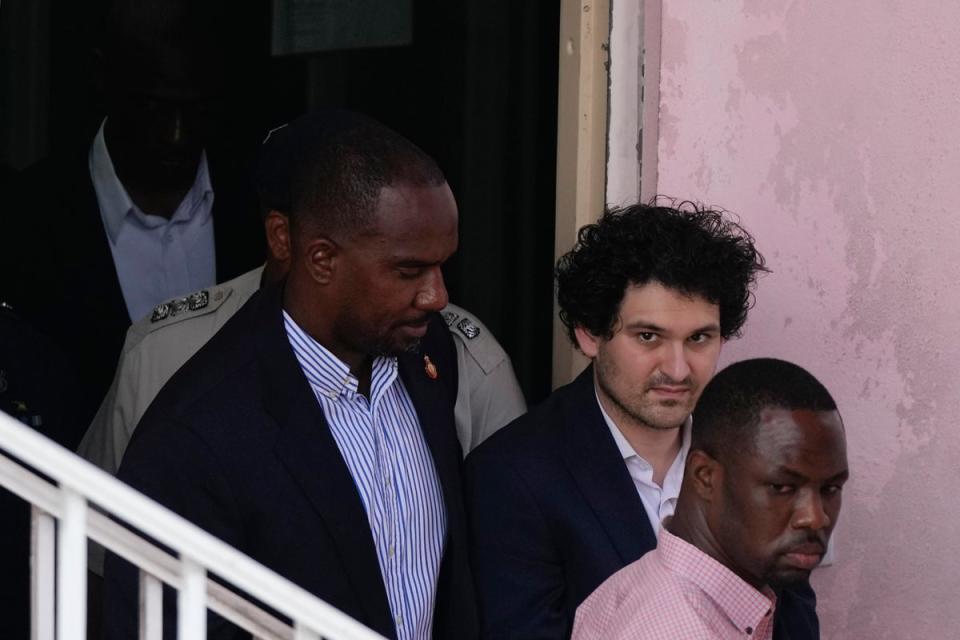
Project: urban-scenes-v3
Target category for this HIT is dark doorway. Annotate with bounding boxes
[1,0,559,403]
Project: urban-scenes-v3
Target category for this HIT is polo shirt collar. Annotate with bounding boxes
[659,527,777,635]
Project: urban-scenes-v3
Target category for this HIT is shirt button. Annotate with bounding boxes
[746,627,753,635]
[388,544,395,558]
[395,615,403,627]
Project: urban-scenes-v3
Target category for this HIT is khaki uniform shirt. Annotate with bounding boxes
[78,267,526,475]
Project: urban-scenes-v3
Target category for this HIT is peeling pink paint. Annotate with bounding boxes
[648,0,960,636]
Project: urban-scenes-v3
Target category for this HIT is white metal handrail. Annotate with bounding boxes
[0,409,387,640]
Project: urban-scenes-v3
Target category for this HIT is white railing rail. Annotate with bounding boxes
[0,409,387,640]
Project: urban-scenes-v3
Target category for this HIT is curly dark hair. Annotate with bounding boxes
[555,200,767,345]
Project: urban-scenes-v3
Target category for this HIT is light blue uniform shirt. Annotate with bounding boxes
[89,119,216,322]
[283,311,447,640]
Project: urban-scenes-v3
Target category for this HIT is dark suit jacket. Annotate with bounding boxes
[465,366,819,640]
[0,146,263,431]
[103,282,478,640]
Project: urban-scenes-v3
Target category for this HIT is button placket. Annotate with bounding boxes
[373,398,398,572]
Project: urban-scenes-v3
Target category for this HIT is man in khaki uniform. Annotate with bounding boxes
[78,266,526,475]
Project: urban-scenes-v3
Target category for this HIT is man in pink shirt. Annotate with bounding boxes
[573,358,849,640]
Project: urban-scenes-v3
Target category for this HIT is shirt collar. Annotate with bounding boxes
[595,386,692,466]
[89,118,214,242]
[282,310,398,402]
[90,119,135,243]
[658,527,777,635]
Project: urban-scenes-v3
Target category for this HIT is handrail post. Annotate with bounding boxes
[178,557,206,640]
[56,488,87,640]
[139,571,163,640]
[31,507,55,640]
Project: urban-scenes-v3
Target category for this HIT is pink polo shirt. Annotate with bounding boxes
[572,528,777,640]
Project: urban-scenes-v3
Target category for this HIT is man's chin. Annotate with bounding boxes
[372,336,422,358]
[767,567,814,588]
[638,406,692,431]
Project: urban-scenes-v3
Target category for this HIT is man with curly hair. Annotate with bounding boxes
[466,202,820,639]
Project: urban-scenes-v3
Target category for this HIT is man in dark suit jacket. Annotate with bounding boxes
[466,203,819,639]
[104,109,477,639]
[0,0,263,432]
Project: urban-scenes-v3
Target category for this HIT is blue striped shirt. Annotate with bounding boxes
[283,311,446,640]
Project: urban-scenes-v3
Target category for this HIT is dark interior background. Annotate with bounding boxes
[0,0,560,404]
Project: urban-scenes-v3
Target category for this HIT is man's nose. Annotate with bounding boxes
[791,490,831,531]
[415,269,448,311]
[660,342,692,383]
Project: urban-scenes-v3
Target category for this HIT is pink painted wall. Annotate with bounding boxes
[646,1,960,636]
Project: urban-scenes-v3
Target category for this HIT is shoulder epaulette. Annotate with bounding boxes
[139,285,234,334]
[441,303,509,374]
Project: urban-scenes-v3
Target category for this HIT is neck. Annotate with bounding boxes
[668,502,765,591]
[124,183,192,219]
[598,390,684,486]
[282,277,373,390]
[103,122,198,219]
[261,259,288,286]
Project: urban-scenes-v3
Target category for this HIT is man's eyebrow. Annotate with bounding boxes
[394,259,433,267]
[772,467,808,481]
[390,256,443,267]
[622,321,667,333]
[772,467,850,483]
[827,469,850,483]
[621,320,721,335]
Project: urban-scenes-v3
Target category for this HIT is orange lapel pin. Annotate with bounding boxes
[423,355,438,380]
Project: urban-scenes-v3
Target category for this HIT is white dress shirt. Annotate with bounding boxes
[596,389,691,533]
[89,119,216,321]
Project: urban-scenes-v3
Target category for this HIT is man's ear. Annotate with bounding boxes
[264,210,291,262]
[574,326,602,358]
[303,236,339,285]
[687,449,721,501]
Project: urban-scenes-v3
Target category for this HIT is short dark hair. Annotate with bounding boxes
[692,358,839,460]
[254,109,446,235]
[555,200,767,345]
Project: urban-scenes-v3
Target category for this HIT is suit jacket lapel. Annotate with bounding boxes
[396,317,475,638]
[562,366,658,564]
[255,284,395,637]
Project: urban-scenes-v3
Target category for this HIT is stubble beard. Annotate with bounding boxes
[340,314,422,359]
[595,362,694,432]
[367,328,422,358]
